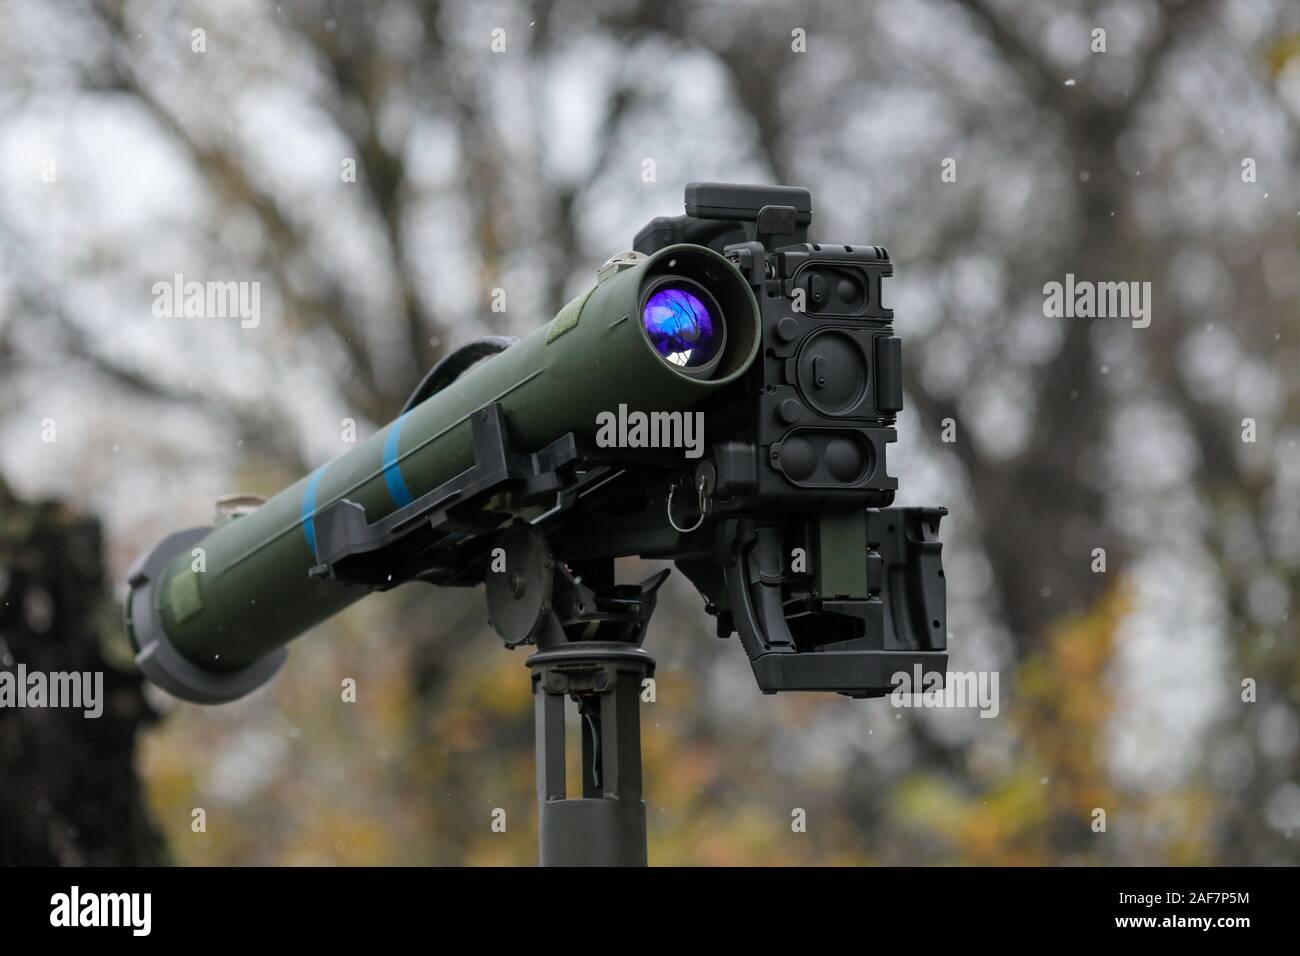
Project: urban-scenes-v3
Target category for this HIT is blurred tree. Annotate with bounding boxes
[0,478,168,864]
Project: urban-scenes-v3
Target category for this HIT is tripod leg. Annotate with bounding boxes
[535,685,565,804]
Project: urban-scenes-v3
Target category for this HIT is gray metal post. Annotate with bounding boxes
[527,642,655,866]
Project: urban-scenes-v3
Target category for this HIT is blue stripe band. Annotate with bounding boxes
[301,467,326,556]
[383,413,415,507]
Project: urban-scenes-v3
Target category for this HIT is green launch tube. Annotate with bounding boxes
[126,244,761,703]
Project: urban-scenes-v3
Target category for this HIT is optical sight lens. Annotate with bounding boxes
[641,283,725,373]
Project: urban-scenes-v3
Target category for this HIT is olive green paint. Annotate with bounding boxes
[133,245,760,672]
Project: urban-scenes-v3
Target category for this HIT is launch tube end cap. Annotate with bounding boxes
[126,527,286,705]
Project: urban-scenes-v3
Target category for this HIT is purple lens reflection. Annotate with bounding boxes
[641,286,721,369]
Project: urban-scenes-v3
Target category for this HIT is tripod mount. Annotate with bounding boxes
[487,521,664,866]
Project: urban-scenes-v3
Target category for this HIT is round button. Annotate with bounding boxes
[825,435,869,483]
[795,330,868,417]
[777,399,803,424]
[775,317,800,342]
[777,436,817,481]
